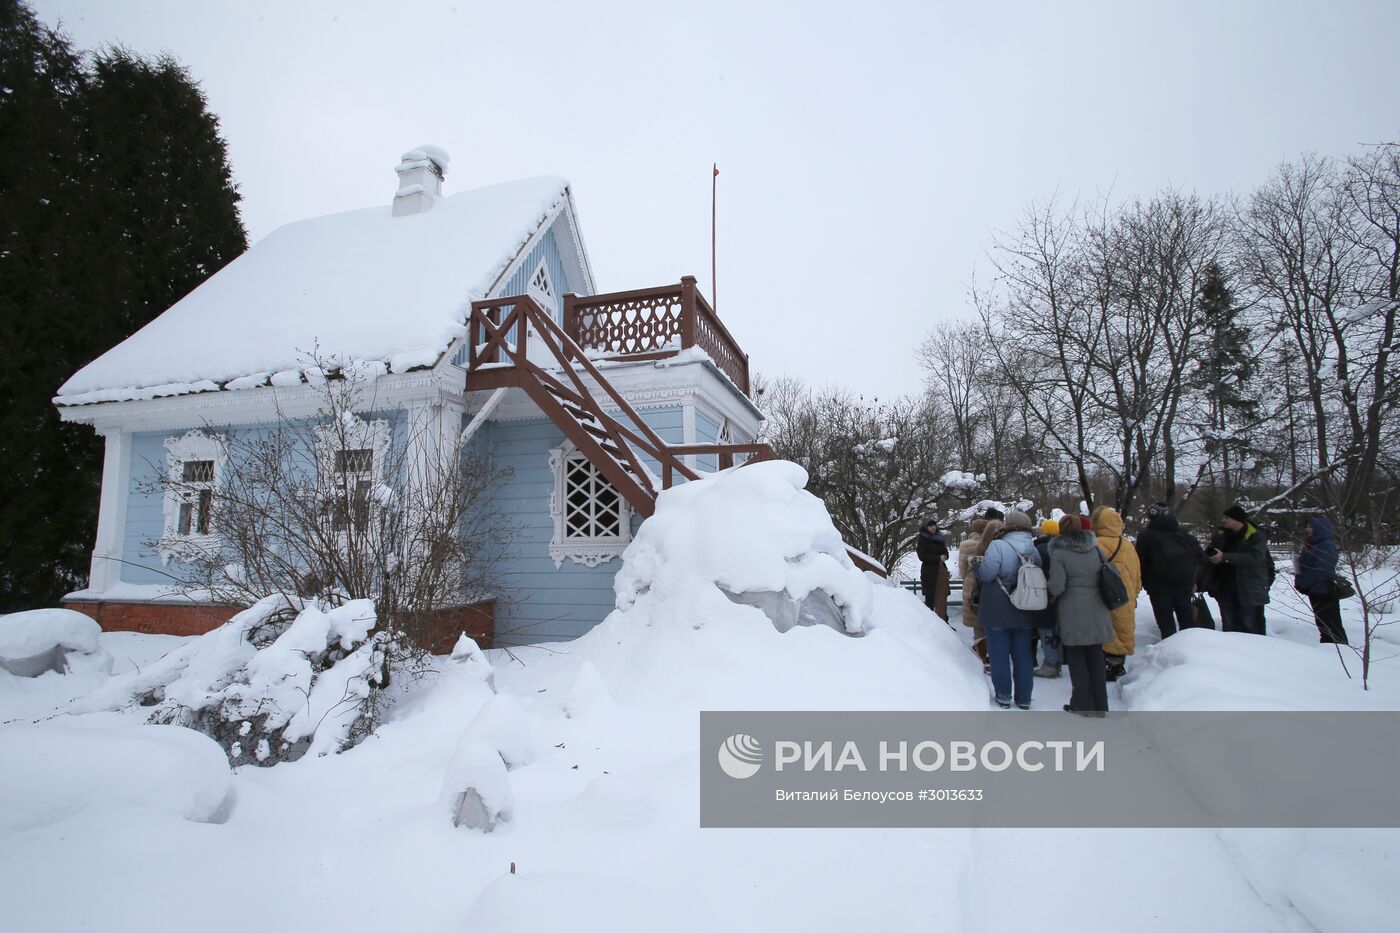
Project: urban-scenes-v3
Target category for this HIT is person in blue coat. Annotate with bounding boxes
[971,510,1042,709]
[1295,516,1348,644]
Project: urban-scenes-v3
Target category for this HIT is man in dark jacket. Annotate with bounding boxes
[1206,504,1272,636]
[1295,516,1348,644]
[1136,503,1205,639]
[916,518,951,621]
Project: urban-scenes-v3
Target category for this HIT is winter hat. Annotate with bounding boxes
[1223,504,1251,525]
[969,518,989,534]
[1040,519,1060,536]
[1078,516,1093,531]
[1147,501,1171,519]
[1004,510,1033,531]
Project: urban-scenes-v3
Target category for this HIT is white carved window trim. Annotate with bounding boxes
[528,258,556,316]
[548,440,632,568]
[314,417,391,533]
[160,429,226,564]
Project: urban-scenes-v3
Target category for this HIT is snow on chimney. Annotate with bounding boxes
[393,145,450,216]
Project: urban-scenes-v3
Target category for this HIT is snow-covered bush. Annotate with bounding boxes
[78,595,388,765]
[0,608,112,678]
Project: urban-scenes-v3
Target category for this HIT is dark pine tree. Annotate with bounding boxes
[0,2,246,612]
[0,0,94,612]
[82,48,248,344]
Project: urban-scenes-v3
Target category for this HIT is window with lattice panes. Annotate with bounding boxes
[528,259,555,314]
[564,455,623,538]
[548,443,632,568]
[332,447,374,531]
[160,429,226,564]
[177,459,215,535]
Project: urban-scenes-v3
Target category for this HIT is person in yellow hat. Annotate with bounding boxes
[1033,519,1062,678]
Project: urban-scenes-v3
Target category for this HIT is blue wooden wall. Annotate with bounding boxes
[119,413,407,586]
[472,406,683,644]
[451,221,574,367]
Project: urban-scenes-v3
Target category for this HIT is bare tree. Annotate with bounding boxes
[762,378,960,571]
[1236,148,1400,524]
[151,364,511,662]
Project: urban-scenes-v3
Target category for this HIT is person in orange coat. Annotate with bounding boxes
[1091,506,1141,682]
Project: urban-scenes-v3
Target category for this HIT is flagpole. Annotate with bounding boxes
[711,163,718,311]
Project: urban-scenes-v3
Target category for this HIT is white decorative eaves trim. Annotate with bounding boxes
[58,370,461,432]
[492,381,699,423]
[562,194,597,295]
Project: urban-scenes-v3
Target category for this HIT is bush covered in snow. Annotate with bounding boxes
[0,608,112,678]
[78,596,389,765]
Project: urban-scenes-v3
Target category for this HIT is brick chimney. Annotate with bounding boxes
[393,145,450,216]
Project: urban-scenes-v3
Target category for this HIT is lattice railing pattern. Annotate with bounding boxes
[572,292,686,355]
[565,278,750,395]
[693,305,748,393]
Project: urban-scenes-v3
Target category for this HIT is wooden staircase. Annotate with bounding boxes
[465,294,885,575]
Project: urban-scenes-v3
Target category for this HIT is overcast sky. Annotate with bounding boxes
[31,0,1400,401]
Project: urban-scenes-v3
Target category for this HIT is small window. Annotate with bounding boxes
[313,418,389,538]
[161,431,225,563]
[528,259,556,314]
[564,457,623,538]
[333,448,375,531]
[548,443,631,567]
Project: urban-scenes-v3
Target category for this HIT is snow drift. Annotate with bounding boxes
[0,608,111,678]
[569,460,987,711]
[0,724,232,834]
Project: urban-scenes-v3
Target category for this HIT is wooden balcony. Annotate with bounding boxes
[563,276,750,395]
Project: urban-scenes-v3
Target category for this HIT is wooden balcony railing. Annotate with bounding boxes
[563,276,750,395]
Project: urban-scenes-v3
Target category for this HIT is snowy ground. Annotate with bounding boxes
[3,471,1397,932]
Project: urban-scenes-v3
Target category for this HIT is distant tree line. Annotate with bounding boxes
[0,0,246,611]
[764,141,1400,572]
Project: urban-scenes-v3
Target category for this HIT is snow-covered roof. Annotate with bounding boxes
[56,176,571,406]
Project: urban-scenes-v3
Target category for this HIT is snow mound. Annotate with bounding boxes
[77,596,388,762]
[0,724,232,834]
[615,460,873,635]
[441,740,513,831]
[0,609,110,678]
[1122,628,1400,710]
[571,461,987,711]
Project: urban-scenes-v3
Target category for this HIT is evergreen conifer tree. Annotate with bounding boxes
[0,1,246,612]
[1194,261,1259,496]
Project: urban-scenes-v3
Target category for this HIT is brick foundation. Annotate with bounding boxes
[62,599,496,652]
[63,600,245,637]
[399,602,496,653]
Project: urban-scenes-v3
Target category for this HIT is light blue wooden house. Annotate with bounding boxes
[54,147,778,646]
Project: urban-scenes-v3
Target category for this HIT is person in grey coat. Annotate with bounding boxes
[1048,518,1117,714]
[972,510,1042,709]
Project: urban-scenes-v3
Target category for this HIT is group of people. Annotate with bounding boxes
[916,501,1349,714]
